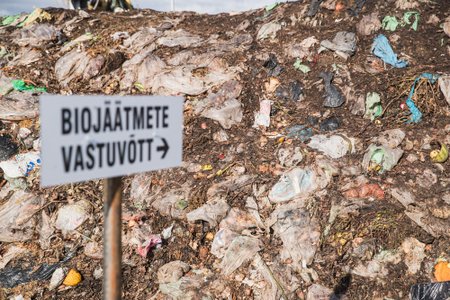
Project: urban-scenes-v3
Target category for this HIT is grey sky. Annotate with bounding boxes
[0,0,292,16]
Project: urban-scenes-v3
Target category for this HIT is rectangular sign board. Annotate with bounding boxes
[40,95,183,187]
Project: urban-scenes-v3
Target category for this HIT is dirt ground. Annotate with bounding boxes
[0,0,449,299]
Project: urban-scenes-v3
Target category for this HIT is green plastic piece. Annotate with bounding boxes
[364,92,382,121]
[265,2,279,11]
[382,16,399,31]
[403,11,420,31]
[293,59,311,73]
[11,80,47,93]
[1,15,20,26]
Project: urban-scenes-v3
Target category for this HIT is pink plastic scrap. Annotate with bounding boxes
[137,235,162,258]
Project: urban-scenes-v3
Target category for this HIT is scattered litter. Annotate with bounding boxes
[211,228,239,258]
[343,183,385,200]
[55,200,91,233]
[263,54,284,77]
[136,234,162,258]
[319,116,340,131]
[374,128,405,148]
[9,48,42,66]
[63,269,82,286]
[0,90,40,121]
[18,8,51,28]
[220,236,261,275]
[0,135,19,161]
[357,13,381,36]
[0,252,73,288]
[307,284,341,300]
[286,125,313,141]
[55,50,105,86]
[430,142,448,163]
[1,15,20,26]
[293,59,311,73]
[196,80,243,129]
[157,29,203,48]
[265,2,279,11]
[403,11,420,31]
[0,245,28,270]
[308,134,354,159]
[0,190,43,242]
[271,206,320,269]
[362,144,403,173]
[438,75,450,105]
[186,199,230,226]
[49,267,67,291]
[12,80,46,93]
[275,80,303,101]
[269,168,318,202]
[278,147,303,167]
[219,207,259,233]
[371,34,408,68]
[348,0,368,16]
[401,237,425,274]
[319,72,345,108]
[319,31,357,60]
[405,73,439,123]
[364,92,382,120]
[14,24,58,47]
[352,250,401,278]
[410,281,450,300]
[434,259,450,282]
[157,261,190,284]
[382,16,399,31]
[286,36,318,59]
[253,100,272,128]
[257,22,282,40]
[60,32,94,53]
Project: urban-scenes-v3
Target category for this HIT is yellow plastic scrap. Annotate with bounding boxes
[430,142,448,163]
[19,8,51,27]
[63,269,82,286]
[215,163,235,177]
[201,164,213,171]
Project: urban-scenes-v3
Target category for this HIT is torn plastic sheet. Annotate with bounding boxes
[410,281,450,300]
[371,34,408,68]
[403,11,420,31]
[405,73,439,123]
[0,252,74,288]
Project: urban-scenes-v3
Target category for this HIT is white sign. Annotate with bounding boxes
[40,95,183,187]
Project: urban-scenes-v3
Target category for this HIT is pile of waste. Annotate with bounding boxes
[0,0,449,299]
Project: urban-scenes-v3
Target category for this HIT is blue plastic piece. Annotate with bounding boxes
[405,73,439,123]
[371,34,408,68]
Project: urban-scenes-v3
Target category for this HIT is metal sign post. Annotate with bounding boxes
[40,95,183,300]
[103,177,122,300]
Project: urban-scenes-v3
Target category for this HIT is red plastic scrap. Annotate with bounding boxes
[343,183,385,200]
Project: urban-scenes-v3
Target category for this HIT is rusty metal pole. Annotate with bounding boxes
[103,177,122,300]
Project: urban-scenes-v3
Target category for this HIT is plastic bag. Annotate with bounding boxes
[308,134,354,159]
[0,190,43,242]
[319,72,345,108]
[0,151,40,178]
[371,34,408,68]
[269,168,317,203]
[220,235,261,275]
[405,73,439,123]
[320,31,357,59]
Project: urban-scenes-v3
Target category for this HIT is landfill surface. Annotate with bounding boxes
[0,0,450,299]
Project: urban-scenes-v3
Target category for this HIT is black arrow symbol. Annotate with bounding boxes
[157,138,169,159]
